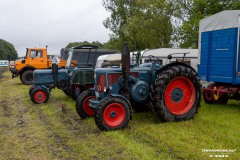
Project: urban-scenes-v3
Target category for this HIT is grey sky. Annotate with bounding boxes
[0,0,111,57]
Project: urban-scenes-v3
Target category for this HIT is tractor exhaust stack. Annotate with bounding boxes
[122,43,130,93]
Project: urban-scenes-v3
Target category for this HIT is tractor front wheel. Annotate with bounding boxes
[76,90,95,119]
[151,65,201,121]
[29,85,37,96]
[30,87,49,104]
[95,97,130,131]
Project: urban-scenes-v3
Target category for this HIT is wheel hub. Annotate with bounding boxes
[110,111,116,118]
[171,88,183,102]
[37,94,43,99]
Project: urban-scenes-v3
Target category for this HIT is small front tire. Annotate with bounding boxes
[95,97,130,131]
[30,87,49,104]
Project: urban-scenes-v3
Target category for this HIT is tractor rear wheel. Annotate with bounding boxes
[151,65,201,121]
[95,97,130,131]
[76,90,95,119]
[203,83,215,104]
[30,87,49,104]
[21,70,34,85]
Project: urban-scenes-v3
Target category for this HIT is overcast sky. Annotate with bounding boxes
[0,0,111,57]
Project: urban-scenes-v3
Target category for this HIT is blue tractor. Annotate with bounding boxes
[76,43,201,131]
[29,45,117,104]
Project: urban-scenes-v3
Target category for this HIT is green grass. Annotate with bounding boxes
[0,69,239,159]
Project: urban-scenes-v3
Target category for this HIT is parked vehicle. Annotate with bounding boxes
[76,43,201,131]
[29,45,117,104]
[0,60,9,67]
[198,10,240,104]
[10,47,67,85]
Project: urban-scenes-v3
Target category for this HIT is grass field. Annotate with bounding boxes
[0,68,239,160]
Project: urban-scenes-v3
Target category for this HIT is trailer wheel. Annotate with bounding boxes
[30,87,49,104]
[203,83,215,104]
[76,90,95,119]
[218,94,229,104]
[21,70,34,85]
[95,97,130,131]
[151,65,201,121]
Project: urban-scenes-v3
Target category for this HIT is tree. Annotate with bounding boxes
[0,39,18,61]
[174,0,240,48]
[102,0,174,51]
[65,41,104,48]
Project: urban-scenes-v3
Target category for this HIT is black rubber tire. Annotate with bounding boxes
[30,87,49,104]
[76,90,95,119]
[95,96,130,131]
[29,85,37,96]
[151,64,201,122]
[203,83,215,104]
[63,89,70,96]
[217,94,229,105]
[21,70,34,85]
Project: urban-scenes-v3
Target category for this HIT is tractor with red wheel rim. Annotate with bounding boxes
[29,45,117,104]
[76,43,201,131]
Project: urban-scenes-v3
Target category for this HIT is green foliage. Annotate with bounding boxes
[102,0,174,51]
[0,39,18,61]
[65,41,104,49]
[174,0,240,48]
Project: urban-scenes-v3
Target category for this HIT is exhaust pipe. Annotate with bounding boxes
[122,42,130,93]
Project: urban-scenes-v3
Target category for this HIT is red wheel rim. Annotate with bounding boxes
[103,103,125,127]
[34,90,46,103]
[204,85,214,101]
[83,96,95,116]
[164,77,195,115]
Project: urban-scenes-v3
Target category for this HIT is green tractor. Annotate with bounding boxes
[29,45,117,104]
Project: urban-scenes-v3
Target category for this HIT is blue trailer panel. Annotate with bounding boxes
[198,10,240,85]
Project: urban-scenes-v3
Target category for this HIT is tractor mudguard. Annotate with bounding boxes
[40,85,50,93]
[156,62,198,76]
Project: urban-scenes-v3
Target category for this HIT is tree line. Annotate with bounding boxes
[1,0,239,60]
[0,39,18,61]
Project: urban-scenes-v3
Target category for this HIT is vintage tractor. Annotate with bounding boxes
[29,45,117,104]
[76,43,201,131]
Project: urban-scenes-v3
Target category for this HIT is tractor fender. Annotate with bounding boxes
[156,62,198,76]
[109,94,133,120]
[40,85,50,93]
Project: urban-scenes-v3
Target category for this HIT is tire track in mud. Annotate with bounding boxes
[31,98,100,159]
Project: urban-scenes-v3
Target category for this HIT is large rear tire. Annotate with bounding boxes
[95,97,130,131]
[76,90,95,119]
[21,70,34,85]
[151,65,201,121]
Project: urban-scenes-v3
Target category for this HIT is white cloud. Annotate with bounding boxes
[0,0,111,56]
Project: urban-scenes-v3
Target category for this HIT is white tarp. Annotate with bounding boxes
[143,48,198,58]
[199,10,240,33]
[198,10,240,63]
